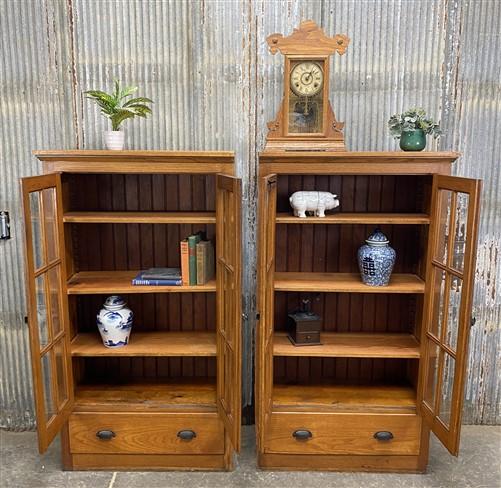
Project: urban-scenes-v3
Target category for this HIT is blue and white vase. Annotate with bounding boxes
[357,229,396,286]
[97,296,133,348]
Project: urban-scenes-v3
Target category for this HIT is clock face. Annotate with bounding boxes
[290,61,324,97]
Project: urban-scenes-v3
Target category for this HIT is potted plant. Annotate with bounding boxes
[388,107,442,151]
[85,80,153,150]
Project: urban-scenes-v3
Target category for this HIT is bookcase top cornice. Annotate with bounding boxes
[258,151,458,175]
[35,150,234,162]
[259,151,459,162]
[34,150,235,174]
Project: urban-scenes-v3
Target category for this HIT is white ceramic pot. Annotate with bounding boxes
[104,130,125,150]
[97,295,133,347]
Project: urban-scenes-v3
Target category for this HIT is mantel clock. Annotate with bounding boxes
[264,20,350,151]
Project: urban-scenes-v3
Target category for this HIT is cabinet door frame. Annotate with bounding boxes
[215,173,242,452]
[256,174,277,452]
[418,174,481,455]
[21,173,74,453]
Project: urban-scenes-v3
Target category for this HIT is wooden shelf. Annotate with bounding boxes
[67,271,216,294]
[274,272,425,293]
[273,332,420,358]
[273,383,416,414]
[63,211,216,224]
[275,213,430,225]
[74,379,217,412]
[71,332,216,357]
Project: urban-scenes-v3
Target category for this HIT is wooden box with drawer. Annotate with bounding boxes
[256,151,481,472]
[21,151,242,471]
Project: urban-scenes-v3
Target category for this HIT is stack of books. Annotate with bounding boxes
[180,232,215,285]
[132,267,182,286]
[131,232,215,287]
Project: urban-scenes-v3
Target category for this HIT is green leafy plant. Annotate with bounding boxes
[388,108,442,139]
[85,80,153,131]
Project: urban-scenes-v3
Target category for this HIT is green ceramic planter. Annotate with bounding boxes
[399,129,426,151]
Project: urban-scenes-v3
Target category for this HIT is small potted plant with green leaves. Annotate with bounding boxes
[388,107,442,151]
[85,80,153,150]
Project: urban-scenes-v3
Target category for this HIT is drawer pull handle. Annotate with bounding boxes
[293,429,312,441]
[177,430,197,441]
[374,431,394,441]
[96,430,116,440]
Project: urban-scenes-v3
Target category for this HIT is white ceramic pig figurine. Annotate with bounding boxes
[289,191,339,218]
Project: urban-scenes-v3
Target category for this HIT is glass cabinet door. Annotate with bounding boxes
[419,175,481,455]
[215,174,242,451]
[21,174,73,453]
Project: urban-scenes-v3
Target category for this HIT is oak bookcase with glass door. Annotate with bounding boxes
[256,151,481,472]
[22,151,241,471]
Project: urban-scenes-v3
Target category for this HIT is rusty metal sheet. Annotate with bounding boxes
[0,0,499,430]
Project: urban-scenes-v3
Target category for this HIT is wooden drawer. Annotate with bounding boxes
[69,412,224,455]
[265,413,421,455]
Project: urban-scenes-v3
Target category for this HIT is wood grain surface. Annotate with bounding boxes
[272,384,416,413]
[74,380,217,412]
[71,332,216,357]
[274,272,425,293]
[67,271,216,294]
[265,412,421,455]
[275,212,431,224]
[273,332,420,358]
[64,211,216,224]
[69,412,224,454]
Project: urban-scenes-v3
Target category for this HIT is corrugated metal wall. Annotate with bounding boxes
[1,0,499,430]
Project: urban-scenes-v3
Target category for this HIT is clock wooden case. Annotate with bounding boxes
[265,20,350,151]
[21,151,242,471]
[256,152,481,472]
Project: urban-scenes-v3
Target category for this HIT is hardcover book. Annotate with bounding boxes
[180,239,189,285]
[196,240,215,285]
[188,233,202,285]
[139,267,181,280]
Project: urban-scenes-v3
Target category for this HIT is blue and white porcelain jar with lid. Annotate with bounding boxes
[357,228,396,286]
[97,295,133,348]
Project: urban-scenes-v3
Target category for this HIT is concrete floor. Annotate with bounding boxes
[1,426,500,488]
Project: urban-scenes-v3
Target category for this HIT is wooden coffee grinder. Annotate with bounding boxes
[287,298,322,346]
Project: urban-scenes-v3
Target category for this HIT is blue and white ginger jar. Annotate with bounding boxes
[97,295,133,348]
[357,229,396,286]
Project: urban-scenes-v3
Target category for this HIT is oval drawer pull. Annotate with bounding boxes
[96,430,116,440]
[177,430,197,441]
[293,429,312,441]
[374,431,394,441]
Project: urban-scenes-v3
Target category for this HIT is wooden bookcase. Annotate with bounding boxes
[256,151,481,472]
[21,151,241,471]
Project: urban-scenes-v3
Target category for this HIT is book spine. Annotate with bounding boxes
[187,235,200,285]
[180,240,189,285]
[132,278,182,286]
[207,242,215,281]
[196,242,206,285]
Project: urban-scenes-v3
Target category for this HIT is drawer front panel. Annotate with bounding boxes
[69,413,224,454]
[266,413,421,455]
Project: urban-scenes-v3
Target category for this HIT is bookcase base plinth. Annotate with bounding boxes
[67,453,230,471]
[258,453,426,473]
